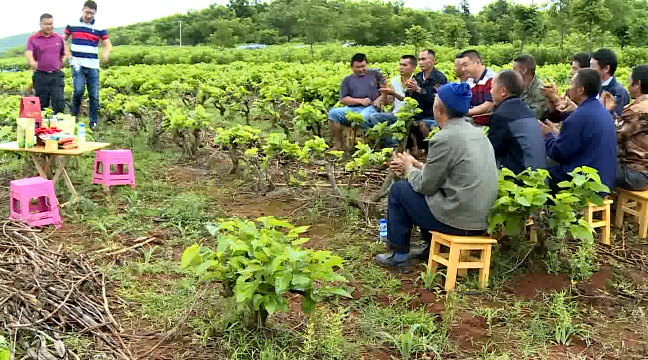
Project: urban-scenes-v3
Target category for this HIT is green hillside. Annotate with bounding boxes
[0,28,64,55]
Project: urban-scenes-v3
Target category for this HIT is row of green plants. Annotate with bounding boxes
[0,59,616,158]
[3,43,648,70]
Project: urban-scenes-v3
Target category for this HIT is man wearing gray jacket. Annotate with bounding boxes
[377,82,499,273]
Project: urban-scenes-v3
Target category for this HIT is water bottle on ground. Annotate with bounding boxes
[78,123,86,148]
[379,219,388,244]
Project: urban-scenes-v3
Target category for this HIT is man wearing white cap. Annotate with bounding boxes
[377,82,499,272]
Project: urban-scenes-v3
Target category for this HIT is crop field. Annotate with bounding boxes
[0,44,647,360]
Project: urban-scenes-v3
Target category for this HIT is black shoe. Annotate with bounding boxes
[90,121,98,131]
[410,245,431,261]
[376,252,412,273]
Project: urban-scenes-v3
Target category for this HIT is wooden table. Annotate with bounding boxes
[0,141,111,206]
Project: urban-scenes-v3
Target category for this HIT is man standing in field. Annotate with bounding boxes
[591,48,629,117]
[609,65,648,191]
[26,14,66,115]
[63,0,112,130]
[328,53,385,150]
[512,54,547,120]
[376,82,498,272]
[488,70,546,174]
[539,69,617,192]
[458,50,495,126]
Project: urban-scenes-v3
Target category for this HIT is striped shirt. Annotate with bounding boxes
[65,18,108,70]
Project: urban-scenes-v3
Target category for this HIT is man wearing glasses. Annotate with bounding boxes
[63,0,111,131]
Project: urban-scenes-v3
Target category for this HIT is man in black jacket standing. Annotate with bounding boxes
[406,49,448,151]
[488,70,546,174]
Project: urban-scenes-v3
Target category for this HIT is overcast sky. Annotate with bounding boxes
[1,0,534,39]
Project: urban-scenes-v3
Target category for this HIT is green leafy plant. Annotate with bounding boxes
[547,290,591,345]
[181,217,352,329]
[295,101,328,137]
[0,334,9,360]
[414,264,444,291]
[379,324,431,360]
[214,124,261,174]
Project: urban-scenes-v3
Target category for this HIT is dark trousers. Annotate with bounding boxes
[387,180,484,253]
[616,163,648,191]
[33,71,65,115]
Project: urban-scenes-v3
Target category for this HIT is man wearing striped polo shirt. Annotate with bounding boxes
[63,0,112,130]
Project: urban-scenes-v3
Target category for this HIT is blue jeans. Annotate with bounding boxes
[417,119,437,129]
[328,106,377,129]
[387,180,484,253]
[72,67,100,123]
[368,113,398,147]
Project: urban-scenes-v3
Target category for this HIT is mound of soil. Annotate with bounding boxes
[507,273,571,298]
[450,315,489,351]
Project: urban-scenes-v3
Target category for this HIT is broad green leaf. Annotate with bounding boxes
[181,244,201,269]
[264,298,277,315]
[291,275,311,287]
[195,260,215,276]
[321,287,353,298]
[301,295,317,313]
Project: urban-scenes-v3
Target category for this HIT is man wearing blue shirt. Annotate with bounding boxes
[539,69,617,192]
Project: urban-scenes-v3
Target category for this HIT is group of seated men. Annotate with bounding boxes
[328,48,648,272]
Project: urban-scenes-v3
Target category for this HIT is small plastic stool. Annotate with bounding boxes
[428,231,497,291]
[92,150,136,190]
[10,177,62,229]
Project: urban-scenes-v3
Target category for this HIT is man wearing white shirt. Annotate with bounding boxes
[368,55,417,146]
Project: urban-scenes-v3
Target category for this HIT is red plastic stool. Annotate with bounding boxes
[10,177,62,229]
[92,150,136,191]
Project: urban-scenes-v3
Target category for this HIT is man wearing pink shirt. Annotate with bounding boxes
[26,13,66,115]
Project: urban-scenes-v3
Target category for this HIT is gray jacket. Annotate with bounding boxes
[405,118,499,230]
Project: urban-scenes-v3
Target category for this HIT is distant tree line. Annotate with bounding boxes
[106,0,648,52]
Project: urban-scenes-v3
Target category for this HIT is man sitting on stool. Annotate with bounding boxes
[377,83,499,273]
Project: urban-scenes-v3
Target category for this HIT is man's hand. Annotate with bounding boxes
[373,96,384,112]
[380,87,395,96]
[539,120,559,138]
[101,52,110,65]
[29,61,38,70]
[405,79,421,93]
[541,84,560,103]
[599,91,616,113]
[557,98,577,113]
[390,153,419,175]
[359,98,371,107]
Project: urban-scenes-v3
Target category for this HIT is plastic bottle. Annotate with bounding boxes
[379,219,388,244]
[51,115,58,129]
[78,123,86,148]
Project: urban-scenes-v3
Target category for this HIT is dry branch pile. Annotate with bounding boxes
[0,221,131,360]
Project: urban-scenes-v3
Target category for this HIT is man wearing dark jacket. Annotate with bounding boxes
[540,69,617,192]
[591,48,629,117]
[405,50,448,150]
[488,70,546,174]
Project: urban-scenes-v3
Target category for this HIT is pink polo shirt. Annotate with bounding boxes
[26,31,64,73]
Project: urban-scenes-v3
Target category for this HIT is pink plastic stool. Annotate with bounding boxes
[10,177,62,229]
[92,150,136,190]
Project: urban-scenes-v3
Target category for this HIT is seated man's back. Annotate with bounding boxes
[488,70,546,174]
[541,69,617,191]
[414,118,499,229]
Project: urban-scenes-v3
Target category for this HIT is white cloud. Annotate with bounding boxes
[1,0,535,38]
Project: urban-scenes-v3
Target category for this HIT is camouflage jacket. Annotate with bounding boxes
[521,75,548,120]
[616,95,648,173]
